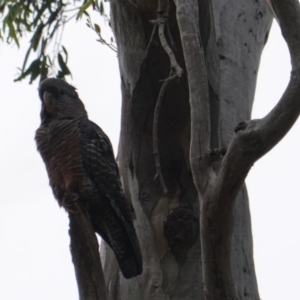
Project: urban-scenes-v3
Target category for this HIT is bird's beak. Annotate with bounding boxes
[43,91,54,111]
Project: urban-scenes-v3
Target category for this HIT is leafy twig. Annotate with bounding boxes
[86,15,117,52]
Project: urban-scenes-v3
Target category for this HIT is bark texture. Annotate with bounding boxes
[101,0,272,299]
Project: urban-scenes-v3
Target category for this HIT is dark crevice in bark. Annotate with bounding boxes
[209,83,220,150]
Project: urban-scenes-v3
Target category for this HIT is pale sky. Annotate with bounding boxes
[0,10,299,300]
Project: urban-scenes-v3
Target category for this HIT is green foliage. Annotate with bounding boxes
[0,0,113,83]
[86,15,117,52]
[76,0,94,20]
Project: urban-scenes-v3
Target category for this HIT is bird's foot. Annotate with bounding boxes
[62,192,79,213]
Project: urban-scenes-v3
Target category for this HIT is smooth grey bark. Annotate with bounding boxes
[207,2,272,297]
[100,0,272,299]
[195,0,300,297]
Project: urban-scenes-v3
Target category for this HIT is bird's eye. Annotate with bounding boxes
[60,89,65,95]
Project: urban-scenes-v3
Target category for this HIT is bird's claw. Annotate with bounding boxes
[62,192,79,213]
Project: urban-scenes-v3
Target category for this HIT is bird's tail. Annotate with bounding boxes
[113,223,143,279]
[92,213,143,279]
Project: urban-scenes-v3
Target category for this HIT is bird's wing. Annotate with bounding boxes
[78,119,143,278]
[78,118,134,228]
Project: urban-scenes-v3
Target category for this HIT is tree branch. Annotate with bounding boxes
[198,0,300,299]
[157,0,183,78]
[174,2,233,297]
[152,0,183,193]
[146,22,158,55]
[265,0,279,22]
[69,204,108,300]
[153,73,177,194]
[217,0,300,210]
[174,0,214,194]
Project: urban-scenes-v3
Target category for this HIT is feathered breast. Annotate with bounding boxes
[35,119,85,194]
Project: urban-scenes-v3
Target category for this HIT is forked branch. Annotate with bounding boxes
[217,0,300,210]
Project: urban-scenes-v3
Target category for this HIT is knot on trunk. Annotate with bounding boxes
[163,207,199,264]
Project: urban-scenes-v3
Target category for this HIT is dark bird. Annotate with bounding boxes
[35,78,143,279]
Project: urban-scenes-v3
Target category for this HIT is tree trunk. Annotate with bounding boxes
[101,0,272,299]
